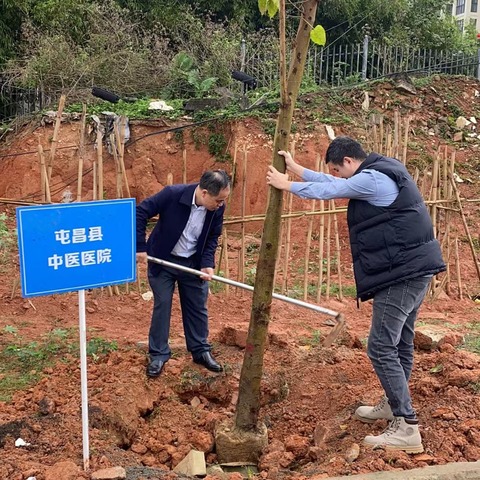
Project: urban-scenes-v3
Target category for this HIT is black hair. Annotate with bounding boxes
[325,136,367,166]
[199,170,231,196]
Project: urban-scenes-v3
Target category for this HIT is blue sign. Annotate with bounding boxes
[16,199,136,297]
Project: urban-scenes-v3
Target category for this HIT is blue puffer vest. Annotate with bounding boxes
[348,153,445,301]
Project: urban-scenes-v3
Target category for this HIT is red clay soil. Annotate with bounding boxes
[0,77,479,480]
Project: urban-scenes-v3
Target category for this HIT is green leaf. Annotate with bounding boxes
[258,0,267,15]
[310,25,327,46]
[267,0,279,18]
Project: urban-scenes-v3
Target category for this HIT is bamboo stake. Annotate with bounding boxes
[38,142,46,203]
[372,123,379,152]
[96,126,104,200]
[419,166,429,198]
[303,154,320,300]
[76,104,87,201]
[136,264,142,293]
[38,142,51,203]
[449,173,480,281]
[445,151,455,295]
[379,115,384,152]
[331,198,343,301]
[282,187,294,295]
[11,276,19,299]
[239,145,247,286]
[182,148,187,183]
[413,166,420,185]
[47,94,66,183]
[109,133,123,199]
[92,159,97,201]
[430,154,439,238]
[393,110,400,159]
[217,142,237,289]
[167,173,173,185]
[222,230,230,295]
[325,200,332,299]
[281,141,296,295]
[455,236,463,300]
[115,117,131,197]
[316,163,326,302]
[402,116,410,165]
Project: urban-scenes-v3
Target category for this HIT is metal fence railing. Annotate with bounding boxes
[0,81,52,123]
[243,36,480,89]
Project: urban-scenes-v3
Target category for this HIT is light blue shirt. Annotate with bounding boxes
[171,191,207,257]
[290,168,399,207]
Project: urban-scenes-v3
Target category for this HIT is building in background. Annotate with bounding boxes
[448,0,480,32]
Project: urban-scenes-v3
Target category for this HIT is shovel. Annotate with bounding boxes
[147,255,345,347]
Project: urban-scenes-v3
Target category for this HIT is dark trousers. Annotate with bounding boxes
[148,254,211,362]
[367,276,431,418]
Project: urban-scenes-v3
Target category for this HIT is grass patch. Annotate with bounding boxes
[462,334,480,355]
[0,326,117,402]
[298,329,322,346]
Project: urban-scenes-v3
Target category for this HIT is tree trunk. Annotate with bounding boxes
[234,0,320,432]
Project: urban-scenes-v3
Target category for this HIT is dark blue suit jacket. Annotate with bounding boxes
[136,183,225,274]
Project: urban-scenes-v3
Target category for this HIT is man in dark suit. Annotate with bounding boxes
[136,170,231,378]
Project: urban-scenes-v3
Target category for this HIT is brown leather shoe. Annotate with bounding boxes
[193,352,223,372]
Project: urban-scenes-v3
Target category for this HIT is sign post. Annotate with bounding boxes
[16,199,136,470]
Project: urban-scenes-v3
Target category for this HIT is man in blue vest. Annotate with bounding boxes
[267,136,445,453]
[136,170,231,378]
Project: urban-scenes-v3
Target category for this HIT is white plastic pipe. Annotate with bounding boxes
[147,255,339,318]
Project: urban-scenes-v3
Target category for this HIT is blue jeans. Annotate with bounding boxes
[367,276,431,419]
[148,254,211,362]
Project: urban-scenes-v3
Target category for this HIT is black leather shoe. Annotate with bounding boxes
[146,359,165,378]
[193,352,223,372]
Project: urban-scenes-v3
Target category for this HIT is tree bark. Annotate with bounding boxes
[234,0,320,432]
